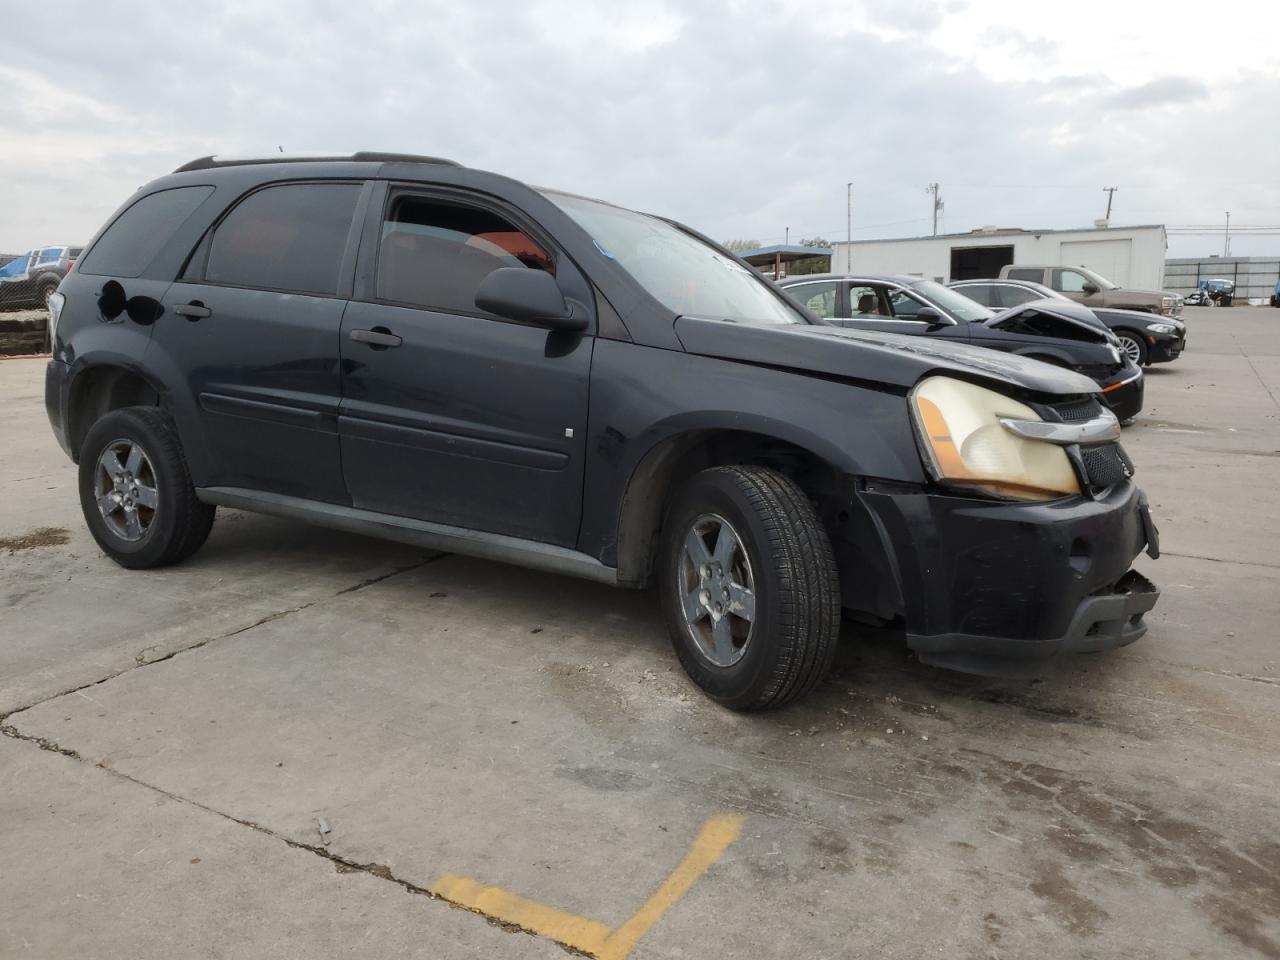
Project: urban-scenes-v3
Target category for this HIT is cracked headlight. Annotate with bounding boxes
[1146,322,1176,335]
[910,376,1081,501]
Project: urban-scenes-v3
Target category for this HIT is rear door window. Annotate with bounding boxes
[375,194,554,316]
[1005,268,1043,282]
[78,186,214,277]
[996,285,1040,308]
[786,281,837,317]
[956,284,994,307]
[203,182,361,296]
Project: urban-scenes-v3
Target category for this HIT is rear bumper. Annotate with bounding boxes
[45,359,73,459]
[859,480,1159,676]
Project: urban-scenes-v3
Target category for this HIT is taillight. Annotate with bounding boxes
[47,291,65,345]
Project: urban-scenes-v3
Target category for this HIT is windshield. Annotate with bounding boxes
[909,279,994,322]
[0,254,31,279]
[542,192,805,325]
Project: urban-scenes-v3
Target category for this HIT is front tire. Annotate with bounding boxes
[78,406,215,569]
[1115,331,1148,366]
[658,466,840,711]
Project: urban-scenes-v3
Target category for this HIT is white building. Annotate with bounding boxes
[832,224,1168,289]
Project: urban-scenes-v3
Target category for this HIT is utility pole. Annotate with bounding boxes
[1102,186,1118,221]
[1224,211,1231,257]
[926,183,943,236]
[785,227,789,246]
[846,182,852,272]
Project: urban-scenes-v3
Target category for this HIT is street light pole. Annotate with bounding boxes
[1224,211,1231,257]
[846,182,852,272]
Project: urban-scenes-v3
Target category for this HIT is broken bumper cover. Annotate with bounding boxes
[1098,369,1144,422]
[860,480,1160,675]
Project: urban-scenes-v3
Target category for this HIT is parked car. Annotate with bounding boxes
[779,274,1144,423]
[1198,278,1235,306]
[1184,287,1212,307]
[46,153,1160,709]
[1272,277,1280,307]
[948,277,1186,367]
[0,245,81,309]
[1000,264,1182,317]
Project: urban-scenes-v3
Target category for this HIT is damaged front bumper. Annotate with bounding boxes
[857,479,1160,676]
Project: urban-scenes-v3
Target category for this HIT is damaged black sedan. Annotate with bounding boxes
[47,154,1159,710]
[780,274,1144,424]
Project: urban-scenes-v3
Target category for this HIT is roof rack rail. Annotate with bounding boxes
[172,152,461,173]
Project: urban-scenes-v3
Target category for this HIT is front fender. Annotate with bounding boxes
[577,339,925,566]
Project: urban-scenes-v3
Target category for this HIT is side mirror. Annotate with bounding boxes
[474,267,586,332]
[916,306,949,326]
[1082,282,1100,295]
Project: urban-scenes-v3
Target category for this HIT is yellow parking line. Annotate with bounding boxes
[428,812,747,959]
[429,873,612,954]
[599,813,747,959]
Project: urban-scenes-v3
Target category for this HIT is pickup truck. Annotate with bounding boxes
[1000,264,1182,317]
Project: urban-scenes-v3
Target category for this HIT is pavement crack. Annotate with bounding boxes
[1160,550,1280,571]
[0,553,447,725]
[335,552,449,595]
[0,722,592,957]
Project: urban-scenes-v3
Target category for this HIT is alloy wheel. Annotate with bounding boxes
[92,439,159,542]
[676,513,757,667]
[1117,335,1143,365]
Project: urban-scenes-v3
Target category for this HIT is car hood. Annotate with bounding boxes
[1093,306,1184,330]
[674,316,1099,398]
[986,299,1113,342]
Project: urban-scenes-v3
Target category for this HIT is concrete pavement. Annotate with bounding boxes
[2,306,1278,959]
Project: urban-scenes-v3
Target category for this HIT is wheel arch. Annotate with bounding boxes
[612,423,899,621]
[66,362,168,462]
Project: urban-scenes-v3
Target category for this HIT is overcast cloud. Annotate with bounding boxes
[3,0,1279,257]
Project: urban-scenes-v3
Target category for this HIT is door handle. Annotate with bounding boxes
[174,301,212,320]
[349,328,403,349]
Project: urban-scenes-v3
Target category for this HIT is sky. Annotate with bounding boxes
[3,0,1279,259]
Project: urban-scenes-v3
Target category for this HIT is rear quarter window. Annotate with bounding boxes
[78,185,215,277]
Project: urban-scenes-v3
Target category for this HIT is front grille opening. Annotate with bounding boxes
[1050,398,1105,423]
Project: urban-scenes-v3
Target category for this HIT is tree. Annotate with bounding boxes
[723,239,762,253]
[790,237,832,276]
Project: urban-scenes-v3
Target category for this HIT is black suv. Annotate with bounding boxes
[45,154,1160,709]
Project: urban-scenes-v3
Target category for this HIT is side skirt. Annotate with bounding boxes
[195,486,619,586]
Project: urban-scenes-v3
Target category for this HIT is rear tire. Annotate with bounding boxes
[658,466,841,711]
[78,406,215,569]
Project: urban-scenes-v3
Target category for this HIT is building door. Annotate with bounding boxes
[949,245,1014,281]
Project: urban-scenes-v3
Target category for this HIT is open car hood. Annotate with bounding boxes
[675,316,1099,398]
[985,299,1114,342]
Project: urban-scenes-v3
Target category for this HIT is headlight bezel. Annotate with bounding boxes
[1146,322,1176,335]
[908,375,1084,503]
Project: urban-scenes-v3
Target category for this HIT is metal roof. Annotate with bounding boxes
[833,225,1166,246]
[737,244,833,264]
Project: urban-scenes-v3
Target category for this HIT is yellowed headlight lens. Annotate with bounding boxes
[911,376,1081,500]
